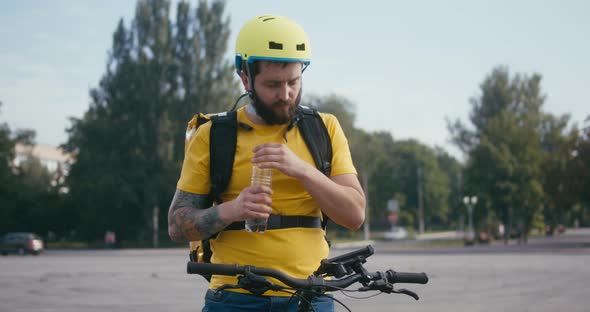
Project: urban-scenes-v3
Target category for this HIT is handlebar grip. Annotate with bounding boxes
[187,262,242,276]
[389,271,429,284]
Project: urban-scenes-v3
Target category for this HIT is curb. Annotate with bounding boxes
[331,240,375,249]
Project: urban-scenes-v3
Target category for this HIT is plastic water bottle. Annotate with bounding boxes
[245,164,272,233]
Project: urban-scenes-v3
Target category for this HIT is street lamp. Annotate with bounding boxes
[463,196,478,244]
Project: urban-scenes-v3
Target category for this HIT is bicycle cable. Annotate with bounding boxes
[288,288,352,312]
[340,290,383,300]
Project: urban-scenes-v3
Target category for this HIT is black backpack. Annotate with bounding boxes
[186,105,333,278]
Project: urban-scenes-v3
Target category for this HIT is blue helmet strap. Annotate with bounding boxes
[244,62,257,101]
[302,63,309,73]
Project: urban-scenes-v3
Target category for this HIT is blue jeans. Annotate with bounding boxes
[202,289,335,312]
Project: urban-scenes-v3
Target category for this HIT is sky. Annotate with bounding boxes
[1,0,589,161]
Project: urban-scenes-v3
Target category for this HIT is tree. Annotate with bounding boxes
[0,101,17,231]
[170,0,238,163]
[307,94,357,137]
[435,147,463,230]
[351,130,395,235]
[566,116,590,226]
[539,113,578,233]
[388,140,450,232]
[0,101,64,236]
[0,101,14,186]
[449,66,548,243]
[307,94,458,234]
[63,0,236,244]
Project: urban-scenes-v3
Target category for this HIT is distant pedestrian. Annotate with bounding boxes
[104,230,116,249]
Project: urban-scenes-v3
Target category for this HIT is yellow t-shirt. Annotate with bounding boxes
[177,106,357,295]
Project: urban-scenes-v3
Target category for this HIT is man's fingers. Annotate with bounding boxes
[252,158,283,168]
[253,143,282,153]
[251,193,272,206]
[244,202,272,215]
[249,185,273,194]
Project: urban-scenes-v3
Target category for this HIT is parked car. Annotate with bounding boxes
[383,227,408,240]
[1,232,44,255]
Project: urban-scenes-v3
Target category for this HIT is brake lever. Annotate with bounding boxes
[392,288,419,301]
[215,283,240,293]
[359,280,420,301]
[236,271,285,296]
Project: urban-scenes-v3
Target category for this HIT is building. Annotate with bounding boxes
[13,143,72,192]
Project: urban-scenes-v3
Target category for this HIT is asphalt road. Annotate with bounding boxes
[1,229,589,312]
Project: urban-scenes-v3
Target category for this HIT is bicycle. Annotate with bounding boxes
[187,245,429,311]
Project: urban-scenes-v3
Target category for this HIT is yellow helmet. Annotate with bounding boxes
[235,15,311,74]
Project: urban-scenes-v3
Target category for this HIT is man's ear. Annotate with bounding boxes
[240,71,250,92]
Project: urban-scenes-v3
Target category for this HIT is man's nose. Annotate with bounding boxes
[278,83,291,102]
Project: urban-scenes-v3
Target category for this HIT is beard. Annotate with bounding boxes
[250,89,302,125]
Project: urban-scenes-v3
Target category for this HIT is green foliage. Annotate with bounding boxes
[388,140,451,231]
[571,118,590,203]
[0,101,69,237]
[0,129,13,184]
[539,113,578,231]
[0,105,17,231]
[16,156,53,192]
[306,94,459,232]
[563,117,590,226]
[435,148,463,228]
[63,0,236,243]
[448,66,585,241]
[306,93,357,137]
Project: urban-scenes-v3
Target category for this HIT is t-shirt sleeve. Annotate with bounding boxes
[321,113,358,176]
[176,122,211,194]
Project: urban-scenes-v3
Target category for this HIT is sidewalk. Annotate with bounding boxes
[415,231,463,241]
[331,240,375,249]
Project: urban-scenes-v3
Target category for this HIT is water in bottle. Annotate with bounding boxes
[245,164,272,233]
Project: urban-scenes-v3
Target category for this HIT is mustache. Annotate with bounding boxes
[271,100,290,107]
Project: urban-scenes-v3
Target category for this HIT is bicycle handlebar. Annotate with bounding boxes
[186,262,428,291]
[187,245,428,307]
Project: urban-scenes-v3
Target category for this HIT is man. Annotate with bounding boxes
[168,15,365,311]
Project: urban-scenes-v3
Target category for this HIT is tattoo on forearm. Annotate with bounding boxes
[167,189,229,242]
[196,206,228,239]
[174,190,210,209]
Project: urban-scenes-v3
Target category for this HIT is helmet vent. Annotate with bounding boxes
[268,41,283,50]
[296,43,306,51]
[262,17,275,22]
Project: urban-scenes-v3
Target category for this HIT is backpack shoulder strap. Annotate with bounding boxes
[209,111,238,204]
[296,105,333,231]
[185,111,238,279]
[192,110,238,274]
[296,105,332,176]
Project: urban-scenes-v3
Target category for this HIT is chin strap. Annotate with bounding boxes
[231,92,250,111]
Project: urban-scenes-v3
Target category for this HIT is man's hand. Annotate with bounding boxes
[252,142,365,230]
[222,185,273,223]
[252,143,313,179]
